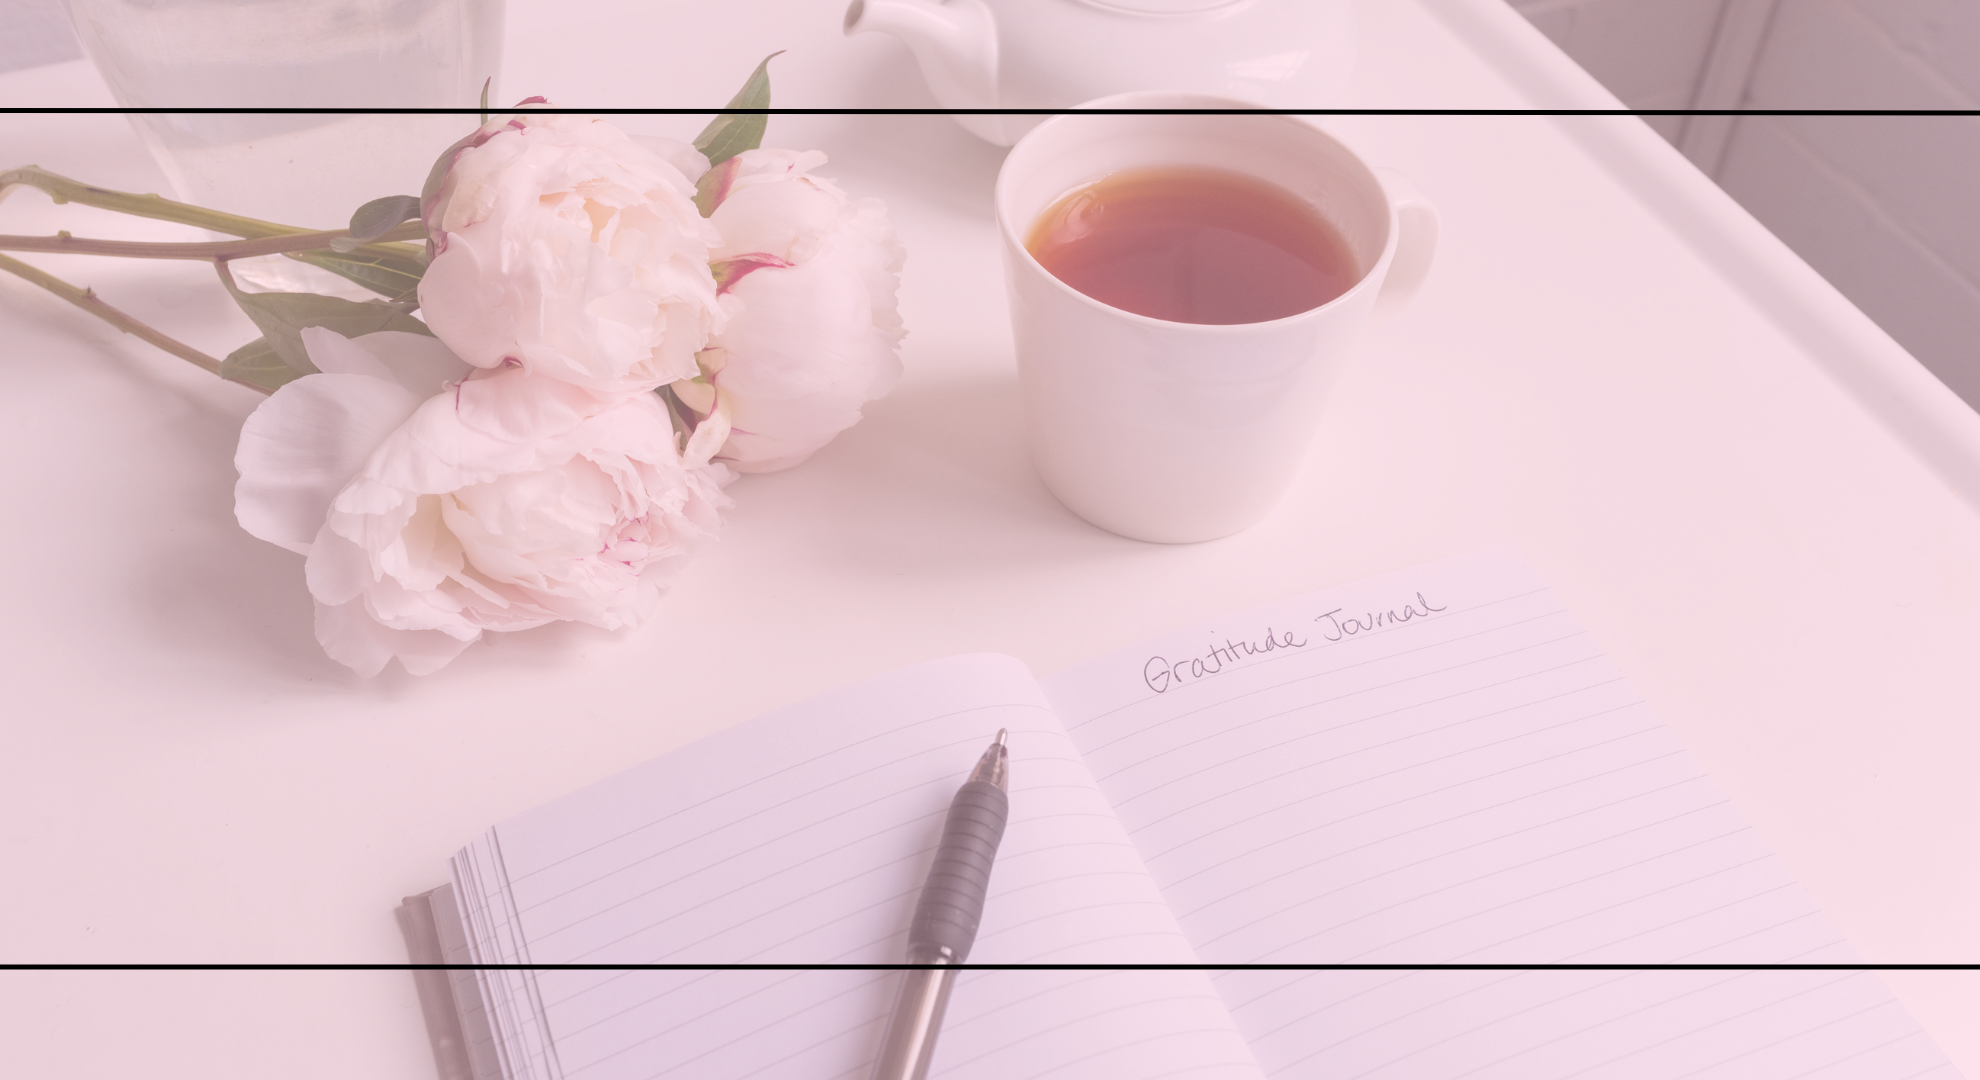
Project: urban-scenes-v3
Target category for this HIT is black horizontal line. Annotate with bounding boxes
[6,963,1976,972]
[1,108,1977,117]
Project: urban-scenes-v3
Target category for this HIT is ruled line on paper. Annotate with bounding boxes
[1439,971,1757,1079]
[573,973,885,1079]
[1135,698,1656,859]
[1576,977,1869,1079]
[711,1005,889,1080]
[1527,880,1804,964]
[1166,765,1712,932]
[511,724,1046,950]
[975,904,1187,956]
[1092,646,1615,788]
[926,989,1245,1072]
[1150,742,1690,892]
[1188,812,1748,955]
[1096,640,1609,801]
[1270,971,1634,1075]
[934,968,1113,1032]
[1323,969,1796,1080]
[538,866,949,1015]
[577,804,1137,967]
[1652,913,1835,963]
[1229,968,1922,1080]
[1794,1042,1962,1080]
[546,801,949,962]
[639,1006,882,1080]
[537,885,920,1013]
[550,805,1156,965]
[998,1025,1259,1080]
[561,971,849,1076]
[1151,729,1707,930]
[1262,821,1760,961]
[1226,920,1857,1076]
[510,705,1046,900]
[540,848,1186,1037]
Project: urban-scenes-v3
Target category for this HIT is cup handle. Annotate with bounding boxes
[1372,167,1439,321]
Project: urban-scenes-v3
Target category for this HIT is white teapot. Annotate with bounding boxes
[843,0,1352,145]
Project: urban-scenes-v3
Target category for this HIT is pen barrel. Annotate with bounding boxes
[908,779,1009,962]
[869,947,959,1080]
[871,772,1008,1080]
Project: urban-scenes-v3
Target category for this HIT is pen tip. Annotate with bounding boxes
[970,730,1010,789]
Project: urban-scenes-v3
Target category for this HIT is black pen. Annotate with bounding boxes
[870,730,1011,1080]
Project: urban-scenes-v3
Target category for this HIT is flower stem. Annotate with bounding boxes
[0,221,426,261]
[0,164,424,260]
[0,250,262,393]
[4,164,311,239]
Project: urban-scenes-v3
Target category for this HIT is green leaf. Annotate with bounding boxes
[219,272,434,373]
[693,158,737,218]
[286,244,428,299]
[693,52,782,169]
[219,336,314,392]
[344,195,423,245]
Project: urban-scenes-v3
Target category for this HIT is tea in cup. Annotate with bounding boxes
[995,92,1438,543]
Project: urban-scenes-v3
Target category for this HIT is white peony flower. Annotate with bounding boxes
[417,112,726,399]
[235,327,731,677]
[671,148,905,473]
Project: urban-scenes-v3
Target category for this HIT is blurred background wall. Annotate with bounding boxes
[1513,0,1980,409]
[3,0,1977,408]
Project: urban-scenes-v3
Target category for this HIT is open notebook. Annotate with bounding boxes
[399,549,1958,1080]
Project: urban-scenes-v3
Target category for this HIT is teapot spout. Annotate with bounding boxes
[845,0,1006,143]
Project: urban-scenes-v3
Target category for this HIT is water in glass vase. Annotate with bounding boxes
[63,0,503,292]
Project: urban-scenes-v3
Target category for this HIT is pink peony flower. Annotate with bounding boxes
[234,328,731,676]
[417,113,725,399]
[671,148,905,473]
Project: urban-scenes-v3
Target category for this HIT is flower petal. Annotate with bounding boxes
[455,367,604,442]
[709,252,901,472]
[682,394,731,468]
[416,115,724,397]
[352,330,474,398]
[313,598,476,677]
[302,326,393,381]
[305,519,375,605]
[417,232,519,370]
[708,150,843,264]
[629,135,710,185]
[235,373,423,554]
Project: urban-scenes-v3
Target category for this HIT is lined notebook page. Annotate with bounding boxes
[450,653,1260,1080]
[1042,548,1957,1080]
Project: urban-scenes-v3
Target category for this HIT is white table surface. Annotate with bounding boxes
[2,0,1975,1076]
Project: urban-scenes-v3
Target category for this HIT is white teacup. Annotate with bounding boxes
[995,92,1437,543]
